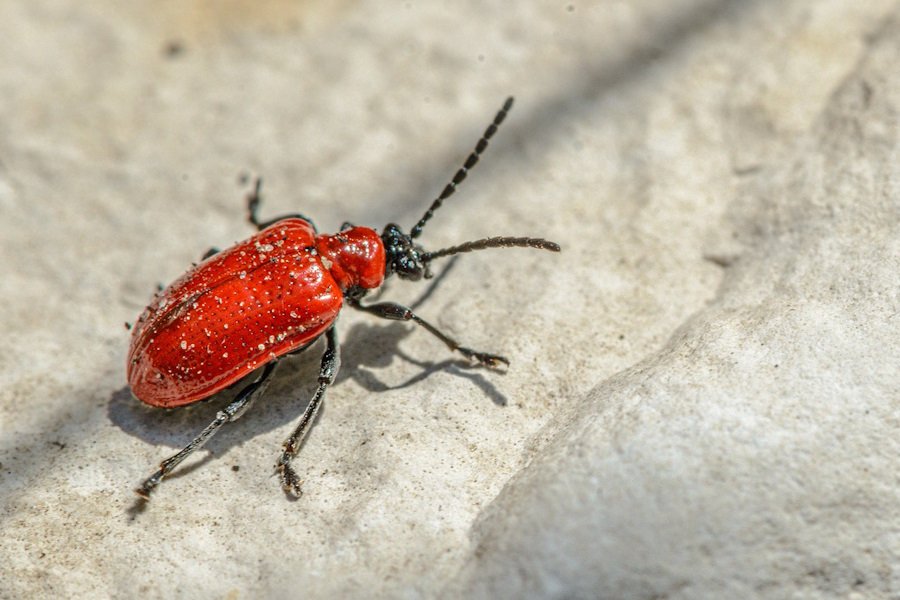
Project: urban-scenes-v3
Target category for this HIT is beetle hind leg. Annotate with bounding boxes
[246,177,317,232]
[276,326,340,497]
[135,360,279,500]
[201,247,220,260]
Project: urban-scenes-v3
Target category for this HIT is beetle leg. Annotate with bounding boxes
[276,326,340,497]
[201,247,220,260]
[135,360,279,500]
[246,177,317,232]
[246,177,265,228]
[348,299,509,369]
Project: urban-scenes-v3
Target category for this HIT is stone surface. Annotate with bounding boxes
[1,1,897,598]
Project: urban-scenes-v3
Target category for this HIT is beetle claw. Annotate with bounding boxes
[135,469,163,500]
[468,351,510,369]
[277,463,304,498]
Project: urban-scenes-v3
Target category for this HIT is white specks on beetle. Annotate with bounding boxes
[239,271,247,279]
[257,343,265,351]
[180,340,187,350]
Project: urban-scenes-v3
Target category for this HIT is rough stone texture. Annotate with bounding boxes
[1,1,897,599]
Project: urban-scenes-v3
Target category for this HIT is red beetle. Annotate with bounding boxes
[128,97,559,499]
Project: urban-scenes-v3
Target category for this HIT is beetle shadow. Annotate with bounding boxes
[336,255,508,406]
[337,321,508,407]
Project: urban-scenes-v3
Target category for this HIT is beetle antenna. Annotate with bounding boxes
[410,97,514,239]
[423,236,560,262]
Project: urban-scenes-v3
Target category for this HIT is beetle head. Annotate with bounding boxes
[381,223,432,281]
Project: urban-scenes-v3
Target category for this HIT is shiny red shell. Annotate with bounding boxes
[127,218,385,408]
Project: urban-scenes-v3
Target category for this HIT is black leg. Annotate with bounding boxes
[246,177,317,232]
[135,360,279,500]
[201,247,220,260]
[276,326,340,497]
[349,299,509,368]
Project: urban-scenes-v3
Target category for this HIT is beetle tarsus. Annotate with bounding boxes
[462,349,510,369]
[276,461,304,498]
[135,478,158,500]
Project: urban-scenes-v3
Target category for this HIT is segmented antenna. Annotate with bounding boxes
[410,97,515,239]
[423,236,560,262]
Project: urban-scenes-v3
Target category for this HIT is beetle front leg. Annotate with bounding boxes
[135,360,278,500]
[348,300,509,368]
[276,326,340,497]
